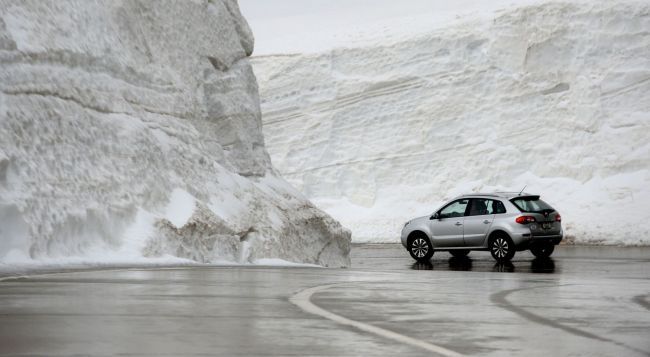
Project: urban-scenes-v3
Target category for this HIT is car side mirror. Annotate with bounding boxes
[430,212,439,220]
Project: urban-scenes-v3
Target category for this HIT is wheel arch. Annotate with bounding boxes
[487,229,511,244]
[407,230,429,245]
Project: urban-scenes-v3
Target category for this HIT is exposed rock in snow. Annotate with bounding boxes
[253,1,650,245]
[0,0,350,268]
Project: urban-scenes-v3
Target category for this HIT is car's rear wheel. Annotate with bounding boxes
[530,243,555,258]
[408,235,434,262]
[490,234,515,262]
[449,249,470,258]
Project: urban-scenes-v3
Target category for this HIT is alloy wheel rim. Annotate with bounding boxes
[411,238,429,258]
[492,238,509,258]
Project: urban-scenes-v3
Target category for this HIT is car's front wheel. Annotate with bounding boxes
[530,243,555,258]
[409,235,434,262]
[490,234,515,262]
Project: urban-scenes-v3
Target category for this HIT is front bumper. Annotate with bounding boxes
[400,228,409,248]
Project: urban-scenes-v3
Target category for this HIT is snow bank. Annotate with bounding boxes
[252,1,650,245]
[0,0,350,269]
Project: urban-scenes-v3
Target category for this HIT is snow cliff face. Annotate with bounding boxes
[253,1,650,245]
[0,0,350,267]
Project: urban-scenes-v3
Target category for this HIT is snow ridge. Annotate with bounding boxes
[0,0,350,268]
[253,1,650,245]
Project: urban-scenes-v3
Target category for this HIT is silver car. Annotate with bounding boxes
[401,193,563,262]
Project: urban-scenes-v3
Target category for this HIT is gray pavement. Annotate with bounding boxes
[0,245,649,356]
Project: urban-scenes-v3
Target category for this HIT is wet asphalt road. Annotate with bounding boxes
[0,244,649,356]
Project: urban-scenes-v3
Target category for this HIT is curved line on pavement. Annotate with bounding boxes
[491,285,648,355]
[290,283,465,357]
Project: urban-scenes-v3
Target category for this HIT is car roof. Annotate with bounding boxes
[454,192,538,199]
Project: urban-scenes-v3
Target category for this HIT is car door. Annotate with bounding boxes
[462,198,496,247]
[430,198,469,247]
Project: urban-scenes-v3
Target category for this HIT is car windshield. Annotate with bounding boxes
[511,197,554,213]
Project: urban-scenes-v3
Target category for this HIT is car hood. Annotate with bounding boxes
[407,215,430,226]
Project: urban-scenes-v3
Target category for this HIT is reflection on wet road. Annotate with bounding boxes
[1,245,649,356]
[410,256,557,273]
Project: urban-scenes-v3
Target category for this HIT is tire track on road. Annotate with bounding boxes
[490,285,648,356]
[632,294,650,311]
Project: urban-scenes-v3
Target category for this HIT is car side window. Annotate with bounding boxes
[438,199,469,219]
[468,198,494,216]
[493,200,507,214]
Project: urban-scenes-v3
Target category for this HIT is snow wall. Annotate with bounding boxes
[0,0,350,268]
[253,1,650,245]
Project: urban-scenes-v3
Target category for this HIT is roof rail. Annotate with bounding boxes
[455,192,500,198]
[453,192,537,199]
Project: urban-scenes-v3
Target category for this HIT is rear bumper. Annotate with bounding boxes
[516,234,563,250]
[532,235,563,245]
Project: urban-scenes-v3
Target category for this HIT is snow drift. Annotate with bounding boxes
[252,1,650,245]
[0,0,350,269]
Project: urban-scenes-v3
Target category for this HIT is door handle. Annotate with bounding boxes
[455,222,462,226]
[483,220,491,224]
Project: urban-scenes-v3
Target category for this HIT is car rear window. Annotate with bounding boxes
[511,197,554,213]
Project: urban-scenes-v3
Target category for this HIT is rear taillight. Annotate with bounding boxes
[555,213,561,222]
[515,216,536,224]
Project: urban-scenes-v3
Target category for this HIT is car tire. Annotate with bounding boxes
[530,244,555,258]
[490,234,515,262]
[449,249,470,258]
[408,235,434,262]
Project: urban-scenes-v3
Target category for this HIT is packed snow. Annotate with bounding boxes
[0,0,351,271]
[252,1,650,245]
[240,0,565,55]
